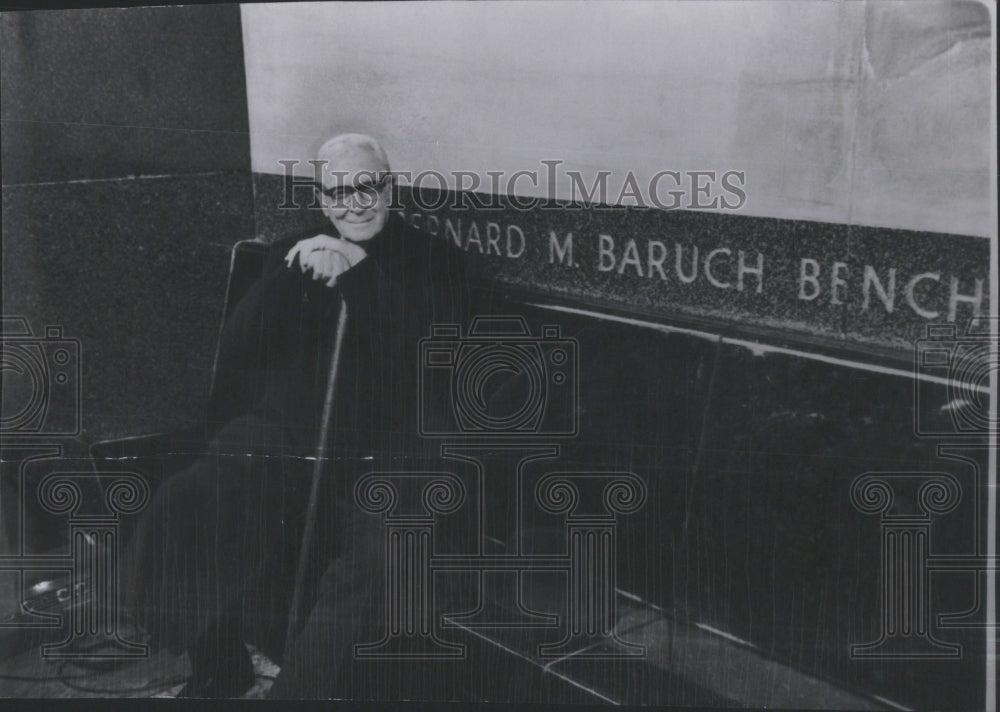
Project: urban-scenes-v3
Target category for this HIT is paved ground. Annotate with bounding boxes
[0,572,889,706]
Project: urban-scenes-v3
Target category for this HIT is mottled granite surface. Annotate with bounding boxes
[685,342,987,711]
[251,175,990,360]
[2,173,256,444]
[1,6,250,184]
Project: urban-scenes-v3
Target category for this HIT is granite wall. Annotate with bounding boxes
[1,6,255,446]
[251,177,991,362]
[1,6,254,556]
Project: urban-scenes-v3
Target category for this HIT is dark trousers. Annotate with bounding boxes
[268,496,387,698]
[121,414,387,696]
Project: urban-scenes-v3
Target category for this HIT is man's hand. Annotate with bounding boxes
[285,234,368,287]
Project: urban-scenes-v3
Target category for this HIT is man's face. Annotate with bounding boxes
[318,153,391,243]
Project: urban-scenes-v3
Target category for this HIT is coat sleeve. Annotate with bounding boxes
[206,249,326,431]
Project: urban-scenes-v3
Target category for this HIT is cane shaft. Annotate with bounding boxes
[283,298,349,662]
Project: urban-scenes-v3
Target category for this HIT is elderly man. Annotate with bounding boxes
[123,134,479,698]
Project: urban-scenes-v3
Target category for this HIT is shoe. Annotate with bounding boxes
[177,668,255,699]
[178,631,255,698]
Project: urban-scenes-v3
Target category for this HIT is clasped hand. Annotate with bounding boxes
[284,234,368,287]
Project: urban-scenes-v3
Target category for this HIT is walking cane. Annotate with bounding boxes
[283,297,349,664]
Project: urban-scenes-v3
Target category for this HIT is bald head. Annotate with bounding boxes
[315,133,393,242]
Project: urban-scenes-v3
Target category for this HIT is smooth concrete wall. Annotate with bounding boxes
[242,0,994,238]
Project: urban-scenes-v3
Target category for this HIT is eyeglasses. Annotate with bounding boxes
[315,173,392,209]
